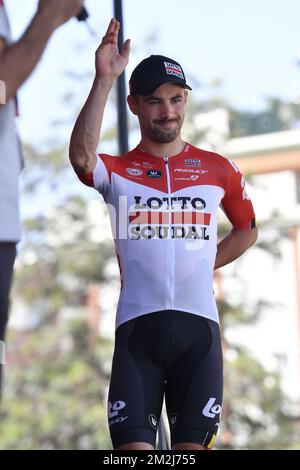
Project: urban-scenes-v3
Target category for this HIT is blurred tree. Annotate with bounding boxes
[215,220,300,449]
[230,97,300,138]
[14,194,116,326]
[218,298,299,449]
[0,320,113,449]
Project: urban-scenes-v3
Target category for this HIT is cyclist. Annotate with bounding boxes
[69,19,258,450]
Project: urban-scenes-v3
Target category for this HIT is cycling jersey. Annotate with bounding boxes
[76,143,255,328]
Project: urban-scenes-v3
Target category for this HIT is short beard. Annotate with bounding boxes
[147,120,183,143]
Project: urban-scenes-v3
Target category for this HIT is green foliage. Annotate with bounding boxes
[217,297,300,449]
[0,322,113,449]
[221,353,298,449]
[14,192,116,327]
[229,97,300,138]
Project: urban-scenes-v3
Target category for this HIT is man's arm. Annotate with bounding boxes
[69,19,130,175]
[0,0,83,101]
[214,227,258,270]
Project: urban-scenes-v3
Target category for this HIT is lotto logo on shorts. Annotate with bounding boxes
[148,413,158,429]
[202,397,222,418]
[108,400,128,426]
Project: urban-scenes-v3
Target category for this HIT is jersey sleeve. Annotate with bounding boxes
[220,159,256,230]
[75,153,111,197]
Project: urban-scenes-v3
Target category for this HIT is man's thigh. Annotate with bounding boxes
[108,316,166,449]
[165,316,223,449]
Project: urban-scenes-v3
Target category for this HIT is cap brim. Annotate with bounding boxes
[131,78,192,96]
[158,78,192,92]
[146,79,192,95]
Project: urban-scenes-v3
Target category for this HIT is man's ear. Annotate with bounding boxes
[127,95,139,116]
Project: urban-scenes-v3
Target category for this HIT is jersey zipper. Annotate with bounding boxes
[164,156,174,310]
[164,156,171,193]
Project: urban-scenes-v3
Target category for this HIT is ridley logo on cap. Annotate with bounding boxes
[164,62,184,80]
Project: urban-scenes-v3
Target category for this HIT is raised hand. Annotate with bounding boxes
[95,19,131,81]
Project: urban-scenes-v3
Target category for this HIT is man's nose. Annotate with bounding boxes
[159,102,173,118]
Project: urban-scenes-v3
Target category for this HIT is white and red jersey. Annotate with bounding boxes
[76,143,256,328]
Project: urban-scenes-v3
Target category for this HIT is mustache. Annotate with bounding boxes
[153,118,179,124]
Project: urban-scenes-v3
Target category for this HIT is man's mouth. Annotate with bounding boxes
[155,120,177,128]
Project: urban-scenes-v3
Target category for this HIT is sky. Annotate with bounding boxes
[5,0,300,146]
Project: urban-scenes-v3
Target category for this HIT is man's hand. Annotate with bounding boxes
[214,227,258,270]
[95,18,130,82]
[69,19,130,175]
[37,0,84,29]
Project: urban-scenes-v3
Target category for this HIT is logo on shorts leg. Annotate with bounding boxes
[169,413,180,427]
[202,397,222,418]
[108,400,128,426]
[148,414,158,429]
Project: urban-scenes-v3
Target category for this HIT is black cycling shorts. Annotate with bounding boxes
[108,310,223,449]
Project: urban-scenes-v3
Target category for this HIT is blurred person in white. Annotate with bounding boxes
[0,0,84,397]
